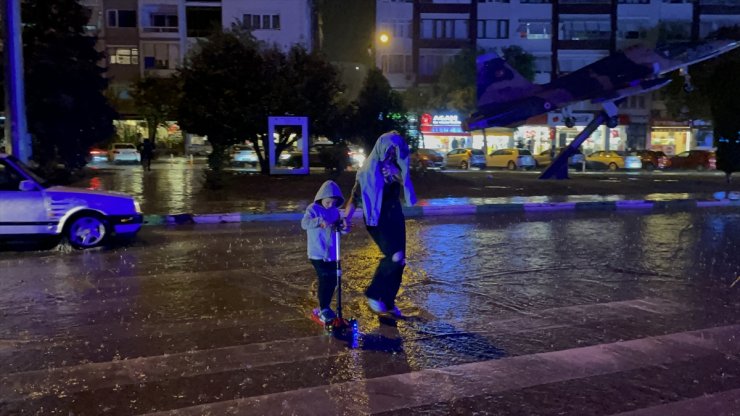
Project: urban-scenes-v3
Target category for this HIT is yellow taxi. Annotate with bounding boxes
[486,148,536,170]
[585,150,625,170]
[444,148,486,170]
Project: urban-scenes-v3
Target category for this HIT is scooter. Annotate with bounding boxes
[311,222,358,339]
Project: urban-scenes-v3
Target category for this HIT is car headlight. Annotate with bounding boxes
[134,200,142,214]
[279,153,291,160]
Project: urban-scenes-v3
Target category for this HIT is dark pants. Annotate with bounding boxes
[311,259,337,310]
[365,208,406,309]
[141,155,152,171]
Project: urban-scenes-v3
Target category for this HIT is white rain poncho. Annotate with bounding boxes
[355,131,417,226]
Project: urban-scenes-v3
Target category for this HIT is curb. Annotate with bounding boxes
[141,198,740,226]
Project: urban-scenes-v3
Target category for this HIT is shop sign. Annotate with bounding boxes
[432,114,461,126]
[652,119,690,127]
[547,112,593,126]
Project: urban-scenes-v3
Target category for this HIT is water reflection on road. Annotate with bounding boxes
[1,209,739,414]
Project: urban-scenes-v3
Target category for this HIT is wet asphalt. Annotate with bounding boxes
[1,209,739,415]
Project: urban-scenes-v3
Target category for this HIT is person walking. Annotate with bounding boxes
[138,138,155,171]
[346,131,416,318]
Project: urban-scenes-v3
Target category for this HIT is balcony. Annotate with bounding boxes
[699,0,740,15]
[140,4,180,37]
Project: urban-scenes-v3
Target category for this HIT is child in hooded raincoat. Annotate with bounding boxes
[345,131,416,318]
[301,180,349,323]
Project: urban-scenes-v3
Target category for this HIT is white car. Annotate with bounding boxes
[108,143,141,164]
[230,144,259,167]
[0,154,143,249]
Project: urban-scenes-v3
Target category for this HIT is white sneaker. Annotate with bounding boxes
[318,308,336,324]
[367,298,388,314]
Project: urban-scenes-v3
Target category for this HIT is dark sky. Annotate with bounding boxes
[320,0,375,65]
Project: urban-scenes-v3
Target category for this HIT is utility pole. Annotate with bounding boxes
[2,0,31,162]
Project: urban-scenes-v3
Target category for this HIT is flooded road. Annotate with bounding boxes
[74,159,738,215]
[1,209,739,415]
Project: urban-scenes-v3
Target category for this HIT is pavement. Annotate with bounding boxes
[77,157,740,225]
[150,192,740,226]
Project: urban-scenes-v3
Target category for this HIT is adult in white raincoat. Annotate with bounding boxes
[346,131,416,317]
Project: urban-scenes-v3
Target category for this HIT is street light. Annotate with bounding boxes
[378,32,390,45]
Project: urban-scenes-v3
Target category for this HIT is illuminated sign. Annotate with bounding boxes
[432,114,460,126]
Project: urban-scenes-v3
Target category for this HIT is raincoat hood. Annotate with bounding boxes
[314,180,344,207]
[356,131,417,226]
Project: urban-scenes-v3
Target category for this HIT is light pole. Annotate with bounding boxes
[2,0,31,162]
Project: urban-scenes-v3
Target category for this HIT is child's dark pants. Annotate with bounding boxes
[311,260,337,310]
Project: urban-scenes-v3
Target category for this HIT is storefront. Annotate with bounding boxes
[505,112,628,155]
[649,120,692,156]
[418,113,471,153]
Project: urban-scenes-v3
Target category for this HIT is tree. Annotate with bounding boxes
[19,0,117,172]
[352,68,407,152]
[257,45,344,172]
[177,24,268,180]
[131,77,180,144]
[707,51,740,183]
[501,45,536,82]
[402,46,536,116]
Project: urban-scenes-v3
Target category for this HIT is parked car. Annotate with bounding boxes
[634,150,670,170]
[445,148,486,169]
[348,145,365,169]
[410,148,444,170]
[188,142,213,157]
[620,151,643,170]
[486,148,536,170]
[108,143,140,164]
[669,149,716,171]
[230,144,259,167]
[533,147,585,169]
[284,143,351,171]
[88,147,107,163]
[585,150,641,170]
[0,153,143,249]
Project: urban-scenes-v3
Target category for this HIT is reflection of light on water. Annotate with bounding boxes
[87,177,102,190]
[162,164,194,213]
[414,223,477,320]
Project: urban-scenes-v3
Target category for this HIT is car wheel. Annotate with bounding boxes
[507,161,516,170]
[608,162,618,171]
[66,214,109,249]
[644,162,655,171]
[461,161,469,170]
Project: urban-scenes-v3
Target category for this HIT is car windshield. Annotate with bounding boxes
[518,149,532,155]
[7,155,49,188]
[471,149,485,155]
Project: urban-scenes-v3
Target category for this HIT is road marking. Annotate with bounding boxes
[0,297,701,402]
[138,324,740,416]
[609,387,740,416]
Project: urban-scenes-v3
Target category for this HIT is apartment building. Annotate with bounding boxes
[376,0,740,156]
[83,0,315,117]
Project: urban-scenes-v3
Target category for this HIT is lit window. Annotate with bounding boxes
[108,47,139,65]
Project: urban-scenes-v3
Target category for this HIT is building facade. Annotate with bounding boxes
[83,0,315,117]
[375,0,740,156]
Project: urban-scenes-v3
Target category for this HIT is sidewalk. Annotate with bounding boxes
[143,190,740,225]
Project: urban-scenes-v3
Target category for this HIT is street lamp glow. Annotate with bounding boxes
[378,33,390,44]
